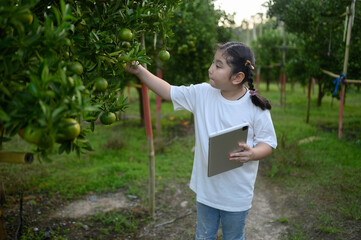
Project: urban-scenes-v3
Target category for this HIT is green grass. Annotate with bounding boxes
[260,83,361,239]
[1,82,361,239]
[1,119,194,201]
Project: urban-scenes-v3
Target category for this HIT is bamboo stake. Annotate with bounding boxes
[321,69,361,83]
[339,0,355,139]
[140,34,156,218]
[155,68,163,147]
[0,151,34,164]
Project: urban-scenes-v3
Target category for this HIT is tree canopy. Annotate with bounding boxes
[161,0,234,86]
[0,0,181,159]
[267,0,361,105]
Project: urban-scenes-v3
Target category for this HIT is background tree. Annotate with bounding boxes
[161,0,234,86]
[251,22,283,91]
[267,0,361,106]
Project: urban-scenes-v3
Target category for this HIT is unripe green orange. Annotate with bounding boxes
[100,112,116,125]
[119,28,133,42]
[158,50,170,61]
[94,77,108,92]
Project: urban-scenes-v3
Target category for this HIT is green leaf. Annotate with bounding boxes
[51,106,66,121]
[28,82,38,97]
[91,121,95,132]
[41,64,49,83]
[0,108,10,122]
[0,83,11,97]
[60,0,66,17]
[53,6,61,25]
[91,31,100,41]
[38,100,49,117]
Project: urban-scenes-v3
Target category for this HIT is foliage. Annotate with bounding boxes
[267,0,361,105]
[161,0,235,85]
[251,24,283,87]
[0,0,181,160]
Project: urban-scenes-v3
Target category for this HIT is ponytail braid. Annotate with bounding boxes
[244,65,271,110]
[219,42,272,110]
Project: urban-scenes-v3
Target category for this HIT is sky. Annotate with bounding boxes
[214,0,269,27]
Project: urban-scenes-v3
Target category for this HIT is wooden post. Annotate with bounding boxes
[0,209,6,240]
[338,1,355,139]
[306,78,312,123]
[140,34,156,218]
[281,21,287,106]
[256,13,263,91]
[282,72,286,106]
[279,73,283,106]
[252,16,257,41]
[0,151,33,238]
[155,68,163,147]
[256,67,260,90]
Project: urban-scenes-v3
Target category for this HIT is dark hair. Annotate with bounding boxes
[218,42,271,110]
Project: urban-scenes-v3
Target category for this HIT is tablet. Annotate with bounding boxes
[208,123,249,177]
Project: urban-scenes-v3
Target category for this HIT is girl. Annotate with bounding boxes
[126,42,277,240]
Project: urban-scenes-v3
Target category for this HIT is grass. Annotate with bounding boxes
[1,82,361,239]
[259,83,361,239]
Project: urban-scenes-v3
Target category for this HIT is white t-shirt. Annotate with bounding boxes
[170,83,277,212]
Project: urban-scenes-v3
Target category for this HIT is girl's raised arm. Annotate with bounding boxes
[126,63,171,101]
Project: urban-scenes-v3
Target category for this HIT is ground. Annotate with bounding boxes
[2,172,292,239]
[137,174,291,240]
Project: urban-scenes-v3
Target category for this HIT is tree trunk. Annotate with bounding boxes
[266,79,270,91]
[136,82,145,126]
[317,81,324,107]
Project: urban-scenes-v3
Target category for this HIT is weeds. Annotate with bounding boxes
[90,208,150,236]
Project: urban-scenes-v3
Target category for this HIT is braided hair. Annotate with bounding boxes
[218,42,271,110]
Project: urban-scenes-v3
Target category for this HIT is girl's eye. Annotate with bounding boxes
[211,60,221,69]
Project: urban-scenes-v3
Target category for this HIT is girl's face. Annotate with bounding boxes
[208,50,235,90]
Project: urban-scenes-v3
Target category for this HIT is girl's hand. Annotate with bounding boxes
[229,142,253,163]
[229,142,273,163]
[124,61,142,75]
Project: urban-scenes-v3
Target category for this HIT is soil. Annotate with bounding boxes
[2,173,292,239]
[137,174,292,240]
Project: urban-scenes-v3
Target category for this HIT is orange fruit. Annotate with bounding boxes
[158,50,170,61]
[94,77,108,92]
[56,118,81,143]
[18,9,33,25]
[119,28,133,42]
[69,62,83,75]
[100,112,116,125]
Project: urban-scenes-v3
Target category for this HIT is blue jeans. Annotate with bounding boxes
[196,201,249,240]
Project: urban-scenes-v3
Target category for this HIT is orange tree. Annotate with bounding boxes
[159,0,234,85]
[0,0,180,160]
[268,0,361,106]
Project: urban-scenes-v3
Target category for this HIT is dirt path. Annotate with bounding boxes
[137,174,291,240]
[245,175,290,240]
[52,174,291,239]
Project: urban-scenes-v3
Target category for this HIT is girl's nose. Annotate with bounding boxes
[208,65,213,74]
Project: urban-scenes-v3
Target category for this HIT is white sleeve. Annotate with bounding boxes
[253,110,277,149]
[170,84,198,112]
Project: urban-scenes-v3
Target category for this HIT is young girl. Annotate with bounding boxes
[126,42,277,240]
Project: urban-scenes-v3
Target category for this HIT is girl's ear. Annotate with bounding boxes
[232,72,245,85]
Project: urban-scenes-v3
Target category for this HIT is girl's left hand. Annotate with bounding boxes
[229,142,253,163]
